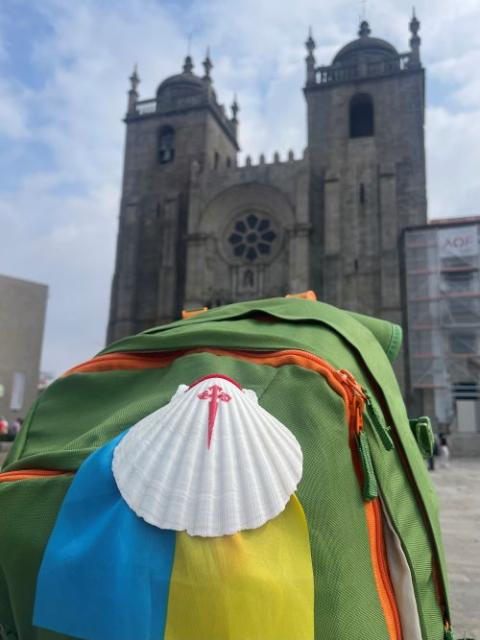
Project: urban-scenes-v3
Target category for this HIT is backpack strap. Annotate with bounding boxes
[347,311,403,364]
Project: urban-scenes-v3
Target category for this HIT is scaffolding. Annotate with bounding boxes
[404,222,480,430]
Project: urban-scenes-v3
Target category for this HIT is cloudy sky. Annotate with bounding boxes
[1,0,479,376]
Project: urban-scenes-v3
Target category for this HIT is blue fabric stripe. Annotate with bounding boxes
[33,432,175,640]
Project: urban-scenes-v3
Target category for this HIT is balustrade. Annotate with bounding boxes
[314,52,413,86]
[135,99,157,115]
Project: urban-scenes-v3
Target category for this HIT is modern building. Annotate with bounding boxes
[0,274,48,423]
[403,219,480,454]
[107,14,426,391]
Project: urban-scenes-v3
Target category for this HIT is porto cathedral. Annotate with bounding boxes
[107,13,426,384]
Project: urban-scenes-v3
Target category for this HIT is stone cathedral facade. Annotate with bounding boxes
[107,16,426,360]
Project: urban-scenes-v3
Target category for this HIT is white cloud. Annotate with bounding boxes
[0,79,30,138]
[427,106,480,219]
[1,0,480,376]
[429,49,480,110]
[0,0,186,374]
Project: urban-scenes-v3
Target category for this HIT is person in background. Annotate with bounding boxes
[428,432,439,472]
[438,434,450,469]
[0,416,8,436]
[8,418,22,437]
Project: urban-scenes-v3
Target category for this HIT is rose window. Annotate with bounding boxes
[228,214,277,262]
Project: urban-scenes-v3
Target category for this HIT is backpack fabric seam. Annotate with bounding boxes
[386,325,403,363]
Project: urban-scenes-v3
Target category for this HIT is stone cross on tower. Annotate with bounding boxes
[360,0,368,21]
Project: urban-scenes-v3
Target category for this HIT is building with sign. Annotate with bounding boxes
[0,274,48,423]
[402,218,480,454]
[107,13,426,395]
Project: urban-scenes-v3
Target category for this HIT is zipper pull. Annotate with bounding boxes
[356,430,378,501]
[364,392,394,451]
[338,369,366,400]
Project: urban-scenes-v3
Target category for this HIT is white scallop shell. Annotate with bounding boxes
[112,375,303,537]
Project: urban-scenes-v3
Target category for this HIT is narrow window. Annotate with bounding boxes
[214,151,220,170]
[226,157,232,168]
[350,94,374,138]
[158,126,175,164]
[359,183,365,204]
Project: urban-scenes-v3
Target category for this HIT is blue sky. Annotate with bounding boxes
[1,0,480,376]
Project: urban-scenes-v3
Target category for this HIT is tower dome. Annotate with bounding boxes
[156,55,206,97]
[332,21,398,65]
[157,73,205,91]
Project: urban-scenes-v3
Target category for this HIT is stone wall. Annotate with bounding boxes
[107,98,238,341]
[306,67,426,390]
[184,154,310,309]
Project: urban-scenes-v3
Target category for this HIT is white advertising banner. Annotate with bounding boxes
[10,371,26,411]
[438,225,478,258]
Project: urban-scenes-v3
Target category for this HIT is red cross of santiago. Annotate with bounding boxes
[197,384,232,448]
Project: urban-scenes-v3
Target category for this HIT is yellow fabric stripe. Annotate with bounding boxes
[164,495,314,640]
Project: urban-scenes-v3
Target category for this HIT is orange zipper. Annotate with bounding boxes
[366,500,403,639]
[0,469,72,483]
[63,350,184,375]
[3,347,402,639]
[337,368,402,640]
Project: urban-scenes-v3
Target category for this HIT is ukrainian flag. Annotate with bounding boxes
[33,432,314,640]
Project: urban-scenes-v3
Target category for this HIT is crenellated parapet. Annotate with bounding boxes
[193,149,307,178]
[188,148,310,236]
[241,148,306,169]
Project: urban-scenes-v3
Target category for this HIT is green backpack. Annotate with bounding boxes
[0,296,455,640]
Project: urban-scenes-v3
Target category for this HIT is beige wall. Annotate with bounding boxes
[0,274,48,422]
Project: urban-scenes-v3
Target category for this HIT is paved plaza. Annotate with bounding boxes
[431,459,480,639]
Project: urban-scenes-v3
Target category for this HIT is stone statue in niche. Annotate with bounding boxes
[237,266,258,296]
[243,269,254,288]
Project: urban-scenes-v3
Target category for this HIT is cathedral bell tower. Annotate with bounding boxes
[107,53,239,342]
[305,14,426,332]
